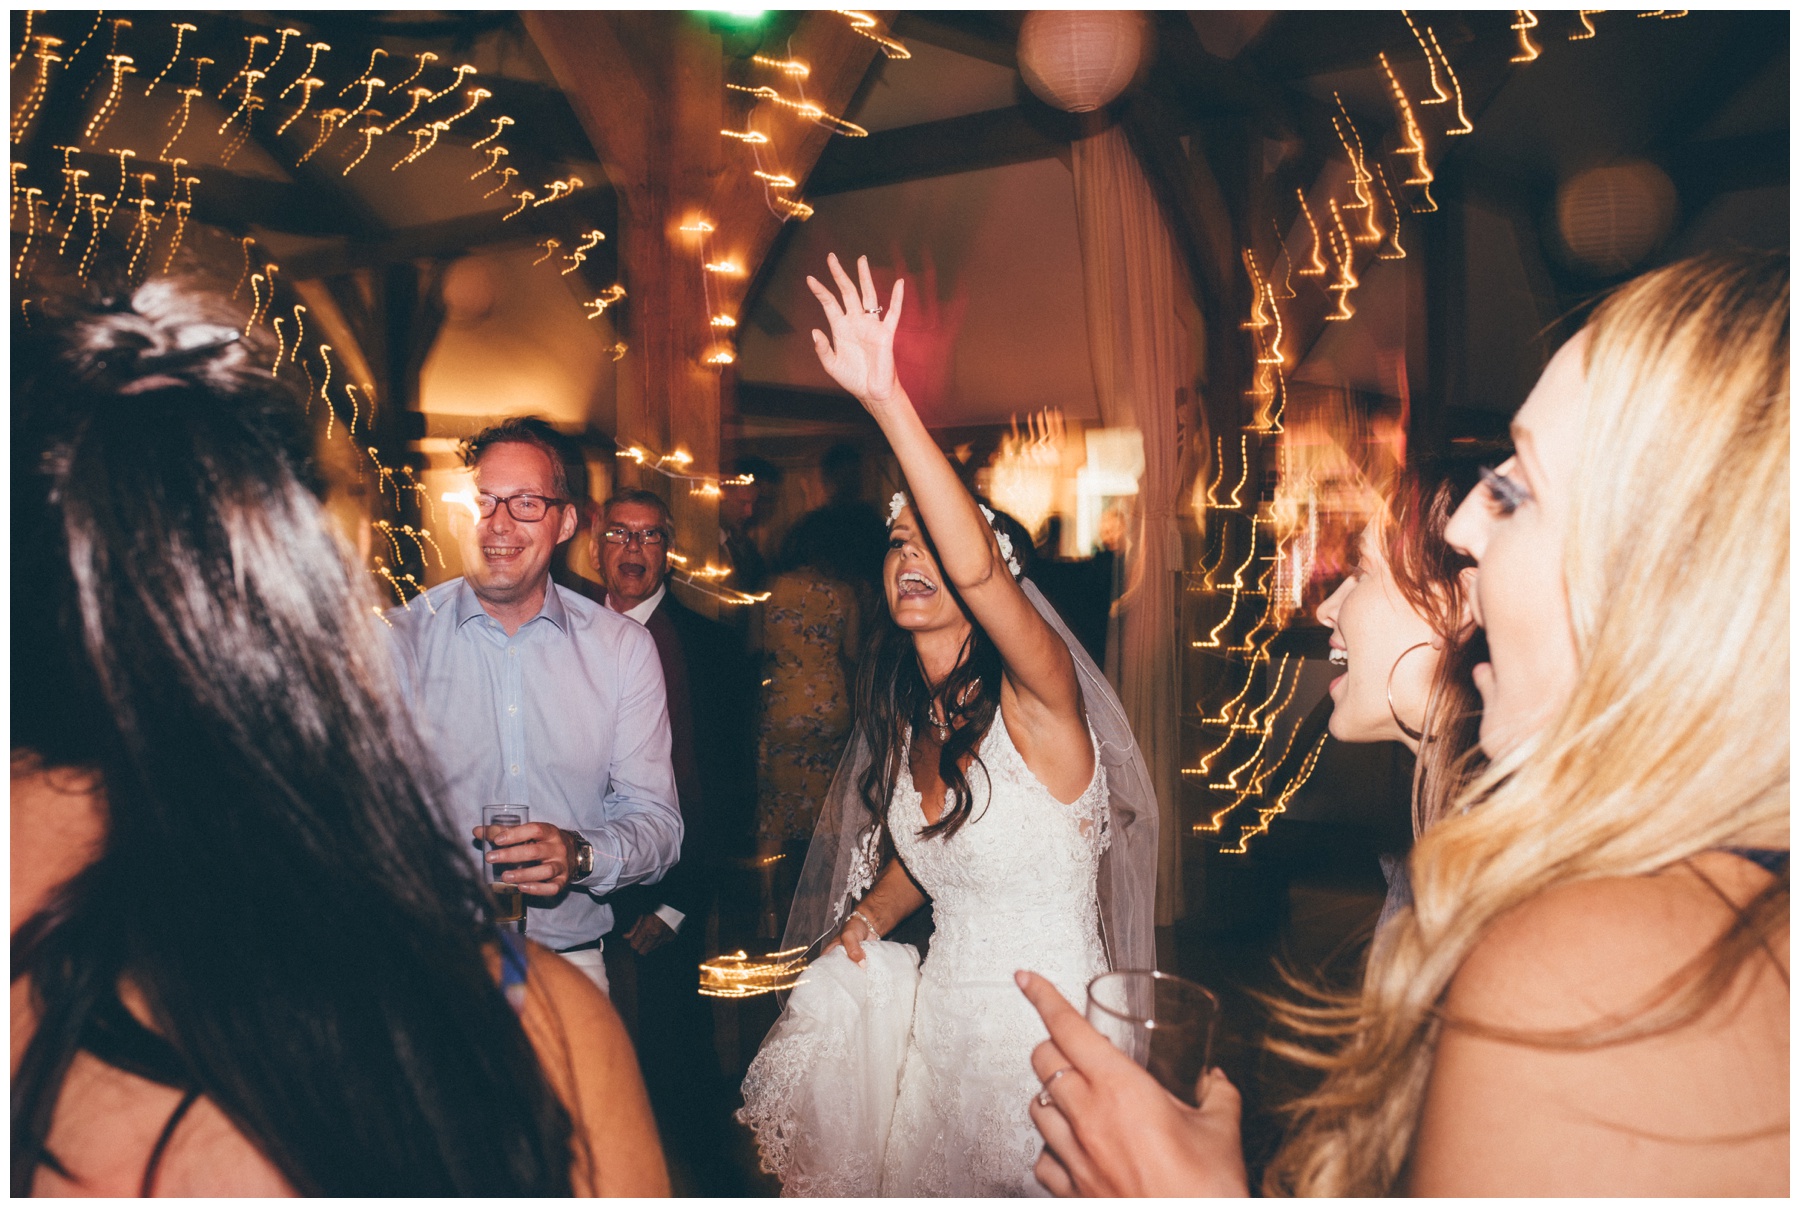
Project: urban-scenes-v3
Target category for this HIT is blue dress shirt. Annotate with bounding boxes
[385,577,683,950]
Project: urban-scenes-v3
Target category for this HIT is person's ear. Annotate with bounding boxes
[555,500,580,546]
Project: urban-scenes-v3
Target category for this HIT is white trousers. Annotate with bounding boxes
[556,942,610,996]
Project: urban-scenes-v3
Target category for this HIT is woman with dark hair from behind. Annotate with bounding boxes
[10,281,667,1195]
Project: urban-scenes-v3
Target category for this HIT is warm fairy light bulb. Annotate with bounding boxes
[584,285,627,318]
[340,47,388,97]
[722,128,770,144]
[1373,164,1408,259]
[1191,588,1241,650]
[752,54,809,77]
[752,170,797,188]
[711,314,737,328]
[388,50,436,95]
[680,219,715,233]
[1402,12,1451,105]
[282,44,329,99]
[1427,28,1474,136]
[705,348,736,366]
[838,10,911,58]
[1294,190,1328,276]
[704,260,743,275]
[145,23,194,95]
[1223,731,1329,855]
[1510,10,1542,62]
[470,114,512,149]
[1571,11,1601,39]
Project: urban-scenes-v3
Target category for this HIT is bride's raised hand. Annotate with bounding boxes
[807,252,905,409]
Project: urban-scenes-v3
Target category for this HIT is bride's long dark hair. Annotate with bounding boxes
[10,283,577,1195]
[852,524,1004,840]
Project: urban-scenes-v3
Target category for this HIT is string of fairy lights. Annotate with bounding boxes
[9,11,614,624]
[1188,9,1683,855]
[11,10,910,631]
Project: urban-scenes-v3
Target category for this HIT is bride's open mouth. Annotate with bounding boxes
[897,570,937,598]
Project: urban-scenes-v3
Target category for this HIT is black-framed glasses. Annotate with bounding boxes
[600,525,669,548]
[478,492,563,522]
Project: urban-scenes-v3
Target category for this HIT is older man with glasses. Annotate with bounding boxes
[384,417,681,994]
[594,486,758,1193]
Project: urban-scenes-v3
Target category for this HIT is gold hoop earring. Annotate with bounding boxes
[1386,641,1433,742]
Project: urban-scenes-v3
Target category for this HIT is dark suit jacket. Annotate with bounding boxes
[605,587,756,927]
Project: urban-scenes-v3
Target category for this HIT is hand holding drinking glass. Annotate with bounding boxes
[1016,970,1249,1198]
[474,807,579,899]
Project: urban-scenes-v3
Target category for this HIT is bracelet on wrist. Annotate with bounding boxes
[851,908,881,939]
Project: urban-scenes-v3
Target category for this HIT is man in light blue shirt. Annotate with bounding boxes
[386,418,681,991]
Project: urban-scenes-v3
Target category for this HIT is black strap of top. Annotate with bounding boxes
[78,992,191,1090]
[1721,847,1790,876]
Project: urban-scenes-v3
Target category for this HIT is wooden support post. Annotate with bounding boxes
[525,12,881,599]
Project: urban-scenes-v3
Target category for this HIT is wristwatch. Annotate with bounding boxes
[567,830,595,881]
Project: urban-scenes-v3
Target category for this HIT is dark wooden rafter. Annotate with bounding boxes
[808,105,1079,196]
[280,185,619,284]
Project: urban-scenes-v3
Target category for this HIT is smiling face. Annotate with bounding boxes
[885,503,971,637]
[1315,521,1443,750]
[1444,334,1587,758]
[597,500,670,612]
[456,440,576,623]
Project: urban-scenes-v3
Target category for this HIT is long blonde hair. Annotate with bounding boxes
[1265,250,1790,1196]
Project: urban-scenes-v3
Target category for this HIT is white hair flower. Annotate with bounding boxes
[978,504,1023,578]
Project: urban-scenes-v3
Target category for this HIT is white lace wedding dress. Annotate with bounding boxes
[741,712,1109,1197]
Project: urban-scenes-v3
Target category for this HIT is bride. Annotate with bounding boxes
[739,254,1158,1196]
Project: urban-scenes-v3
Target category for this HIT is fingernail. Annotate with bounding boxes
[1015,971,1029,989]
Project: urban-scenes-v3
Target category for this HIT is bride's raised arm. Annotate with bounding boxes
[806,253,1083,733]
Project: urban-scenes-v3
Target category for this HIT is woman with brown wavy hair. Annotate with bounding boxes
[1017,249,1788,1196]
[1317,454,1486,843]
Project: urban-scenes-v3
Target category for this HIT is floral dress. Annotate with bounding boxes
[756,571,858,845]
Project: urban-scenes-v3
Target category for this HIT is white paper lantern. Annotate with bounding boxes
[1017,10,1148,114]
[1556,160,1678,277]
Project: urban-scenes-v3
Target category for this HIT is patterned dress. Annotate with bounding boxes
[756,571,858,845]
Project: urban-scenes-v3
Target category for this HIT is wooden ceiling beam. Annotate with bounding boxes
[892,12,1020,68]
[520,12,652,191]
[279,187,619,282]
[808,104,1077,196]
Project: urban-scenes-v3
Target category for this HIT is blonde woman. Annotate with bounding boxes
[1017,249,1788,1196]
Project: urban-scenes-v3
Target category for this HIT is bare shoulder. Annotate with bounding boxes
[1411,854,1788,1196]
[33,1050,294,1196]
[517,945,670,1196]
[1448,852,1788,1031]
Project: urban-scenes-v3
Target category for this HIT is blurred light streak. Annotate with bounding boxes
[1510,10,1541,62]
[1403,11,1451,104]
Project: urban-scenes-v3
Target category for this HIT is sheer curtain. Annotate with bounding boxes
[1072,123,1197,927]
